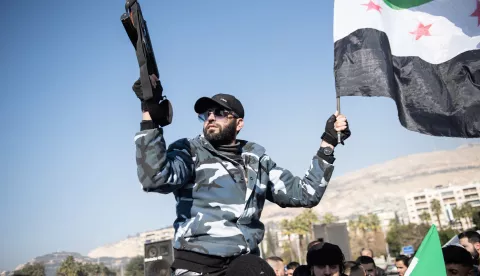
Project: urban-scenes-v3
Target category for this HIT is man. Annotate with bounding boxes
[359,249,385,276]
[360,248,374,258]
[134,91,351,275]
[356,256,377,276]
[443,245,475,276]
[266,256,285,276]
[459,231,480,263]
[286,262,300,276]
[394,255,409,276]
[307,242,347,276]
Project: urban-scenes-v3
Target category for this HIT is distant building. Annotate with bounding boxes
[370,210,399,231]
[404,182,480,227]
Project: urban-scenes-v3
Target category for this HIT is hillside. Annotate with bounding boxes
[87,227,175,259]
[8,251,130,276]
[261,143,480,222]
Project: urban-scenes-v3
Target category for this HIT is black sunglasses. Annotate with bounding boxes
[198,108,238,122]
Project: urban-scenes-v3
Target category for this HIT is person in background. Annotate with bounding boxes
[344,261,360,275]
[360,249,374,258]
[308,238,325,251]
[394,255,410,276]
[266,256,285,276]
[286,262,300,276]
[307,242,347,276]
[348,264,366,276]
[443,245,475,276]
[359,249,385,276]
[458,231,480,264]
[356,256,377,276]
[292,265,311,276]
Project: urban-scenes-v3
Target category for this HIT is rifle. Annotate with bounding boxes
[121,0,173,127]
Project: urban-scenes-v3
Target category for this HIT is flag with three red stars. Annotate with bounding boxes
[333,0,480,138]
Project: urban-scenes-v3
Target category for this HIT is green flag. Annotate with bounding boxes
[405,225,446,276]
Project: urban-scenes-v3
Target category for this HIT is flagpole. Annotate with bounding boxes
[337,96,341,144]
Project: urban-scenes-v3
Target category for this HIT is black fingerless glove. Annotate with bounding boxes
[321,115,351,147]
[132,78,148,112]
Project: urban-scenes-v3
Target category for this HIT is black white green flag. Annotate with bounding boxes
[333,0,480,137]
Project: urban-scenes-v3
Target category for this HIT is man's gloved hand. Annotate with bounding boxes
[131,74,160,112]
[321,111,351,146]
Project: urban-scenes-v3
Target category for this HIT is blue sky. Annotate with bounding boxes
[1,0,478,271]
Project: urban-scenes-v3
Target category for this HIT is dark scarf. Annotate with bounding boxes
[214,142,243,165]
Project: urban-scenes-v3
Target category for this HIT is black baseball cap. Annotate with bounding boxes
[307,242,345,267]
[194,93,245,118]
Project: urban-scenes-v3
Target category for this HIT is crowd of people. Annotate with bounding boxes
[255,230,480,276]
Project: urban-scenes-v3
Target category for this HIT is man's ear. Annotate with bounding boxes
[236,118,244,133]
[474,242,480,251]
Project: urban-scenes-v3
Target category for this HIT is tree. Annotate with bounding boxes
[322,212,339,224]
[438,227,458,245]
[82,263,116,276]
[265,226,277,257]
[280,219,296,262]
[419,211,431,225]
[366,214,382,232]
[356,215,369,246]
[57,256,86,276]
[386,220,430,256]
[430,199,443,229]
[348,219,358,237]
[289,209,319,263]
[296,209,319,240]
[472,207,480,230]
[14,263,45,276]
[125,256,144,276]
[461,203,475,229]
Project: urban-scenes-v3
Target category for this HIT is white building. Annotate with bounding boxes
[404,182,480,227]
[370,210,397,232]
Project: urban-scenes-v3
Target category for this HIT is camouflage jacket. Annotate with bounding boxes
[134,127,335,258]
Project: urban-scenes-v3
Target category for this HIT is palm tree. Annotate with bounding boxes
[348,219,358,237]
[57,256,85,276]
[461,203,474,228]
[322,212,339,224]
[265,226,277,257]
[291,209,319,263]
[15,263,45,276]
[367,214,382,232]
[430,199,443,229]
[357,215,369,238]
[280,219,296,262]
[452,206,463,228]
[419,211,431,225]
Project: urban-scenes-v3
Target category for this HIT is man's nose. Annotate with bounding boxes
[207,112,216,121]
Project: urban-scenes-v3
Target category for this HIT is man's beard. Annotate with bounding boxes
[473,248,479,262]
[203,119,237,146]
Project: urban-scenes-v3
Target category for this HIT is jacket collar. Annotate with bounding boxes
[196,135,266,159]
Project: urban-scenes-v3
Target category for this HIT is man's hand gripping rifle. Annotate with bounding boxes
[121,0,173,127]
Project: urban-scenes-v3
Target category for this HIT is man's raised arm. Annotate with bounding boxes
[265,112,350,208]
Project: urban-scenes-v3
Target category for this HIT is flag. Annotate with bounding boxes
[404,225,446,276]
[333,0,480,138]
